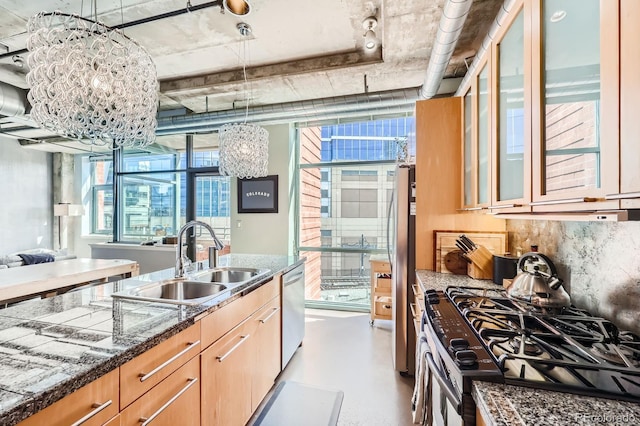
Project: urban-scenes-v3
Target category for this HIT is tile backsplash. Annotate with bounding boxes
[507,220,640,335]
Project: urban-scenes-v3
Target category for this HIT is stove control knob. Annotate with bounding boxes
[455,350,478,370]
[448,338,470,353]
[426,294,439,305]
[425,290,438,302]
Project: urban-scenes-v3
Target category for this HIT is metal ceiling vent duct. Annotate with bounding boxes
[0,82,28,117]
[455,0,518,96]
[420,0,473,99]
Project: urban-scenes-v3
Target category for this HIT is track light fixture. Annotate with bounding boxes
[362,16,378,51]
[223,0,251,17]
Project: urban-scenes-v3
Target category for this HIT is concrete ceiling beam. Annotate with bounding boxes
[159,49,384,96]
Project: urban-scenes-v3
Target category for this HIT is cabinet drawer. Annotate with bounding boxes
[120,323,201,409]
[120,356,200,426]
[375,276,391,291]
[371,261,391,272]
[201,276,279,348]
[18,368,119,426]
[374,296,392,318]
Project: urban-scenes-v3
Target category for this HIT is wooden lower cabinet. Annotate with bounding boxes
[251,296,282,412]
[120,323,201,409]
[18,368,119,426]
[120,356,200,426]
[18,276,285,426]
[201,319,254,426]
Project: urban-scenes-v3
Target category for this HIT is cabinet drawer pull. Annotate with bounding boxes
[488,204,522,209]
[456,207,483,211]
[139,340,200,382]
[605,192,640,200]
[217,334,251,362]
[259,307,280,323]
[409,303,417,319]
[529,197,598,206]
[138,377,198,426]
[70,400,112,426]
[411,284,419,297]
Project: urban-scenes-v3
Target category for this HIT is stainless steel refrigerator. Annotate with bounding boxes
[388,163,416,375]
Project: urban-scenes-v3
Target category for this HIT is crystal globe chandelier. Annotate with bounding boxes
[26,11,158,149]
[218,23,269,179]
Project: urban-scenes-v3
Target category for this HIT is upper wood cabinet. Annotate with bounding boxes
[462,88,474,209]
[490,1,532,213]
[477,60,492,207]
[460,0,629,216]
[530,0,619,212]
[460,58,492,211]
[614,0,640,208]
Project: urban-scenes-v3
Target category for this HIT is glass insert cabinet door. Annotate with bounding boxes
[536,0,602,198]
[463,89,473,207]
[496,8,526,203]
[477,63,490,205]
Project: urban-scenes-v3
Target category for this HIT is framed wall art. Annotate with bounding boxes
[237,175,279,213]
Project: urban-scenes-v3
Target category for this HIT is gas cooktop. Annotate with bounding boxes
[445,286,640,402]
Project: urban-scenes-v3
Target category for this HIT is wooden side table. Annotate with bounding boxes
[369,259,392,325]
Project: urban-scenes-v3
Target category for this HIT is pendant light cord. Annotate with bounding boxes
[243,37,249,123]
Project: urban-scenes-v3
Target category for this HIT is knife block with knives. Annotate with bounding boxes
[455,234,494,280]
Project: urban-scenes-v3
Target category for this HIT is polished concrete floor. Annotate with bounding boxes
[251,308,415,426]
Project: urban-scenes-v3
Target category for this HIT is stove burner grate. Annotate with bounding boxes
[511,335,544,356]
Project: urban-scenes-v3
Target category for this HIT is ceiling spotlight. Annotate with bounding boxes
[549,10,567,23]
[237,22,252,37]
[223,0,251,17]
[362,16,378,51]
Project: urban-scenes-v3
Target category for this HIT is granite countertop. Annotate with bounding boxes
[474,382,640,426]
[416,269,640,425]
[0,254,304,425]
[415,269,500,292]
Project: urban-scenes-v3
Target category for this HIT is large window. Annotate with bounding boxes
[83,135,231,245]
[297,116,414,308]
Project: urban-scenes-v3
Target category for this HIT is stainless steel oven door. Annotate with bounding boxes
[426,350,463,426]
[422,313,464,426]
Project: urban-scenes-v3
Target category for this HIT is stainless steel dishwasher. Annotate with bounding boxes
[281,262,305,370]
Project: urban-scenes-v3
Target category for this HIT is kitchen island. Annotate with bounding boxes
[416,270,640,426]
[0,254,304,426]
[0,258,139,304]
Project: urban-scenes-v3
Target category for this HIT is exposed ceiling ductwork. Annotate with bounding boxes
[455,0,518,96]
[0,81,27,117]
[0,0,502,145]
[420,0,474,99]
[156,85,458,136]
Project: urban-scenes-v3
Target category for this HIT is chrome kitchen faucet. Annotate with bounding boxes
[175,220,225,278]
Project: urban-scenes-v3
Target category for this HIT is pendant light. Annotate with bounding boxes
[218,22,269,179]
[26,4,158,149]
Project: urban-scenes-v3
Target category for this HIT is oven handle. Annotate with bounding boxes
[425,351,462,415]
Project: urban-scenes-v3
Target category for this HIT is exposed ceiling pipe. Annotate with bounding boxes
[0,1,223,61]
[156,87,422,136]
[420,0,474,99]
[455,0,518,96]
[0,82,28,117]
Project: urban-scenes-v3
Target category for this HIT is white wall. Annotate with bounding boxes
[0,137,53,254]
[230,123,294,256]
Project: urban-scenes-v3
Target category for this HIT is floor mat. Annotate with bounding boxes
[253,381,344,426]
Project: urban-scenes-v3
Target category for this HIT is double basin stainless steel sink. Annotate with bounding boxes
[112,266,271,306]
